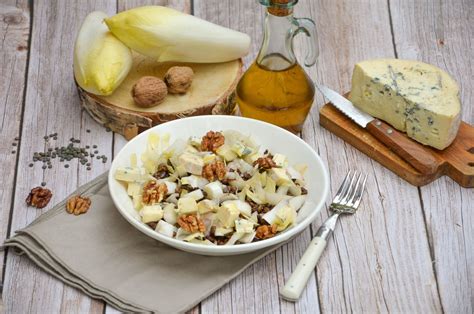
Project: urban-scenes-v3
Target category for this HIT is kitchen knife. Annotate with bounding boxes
[316,84,438,174]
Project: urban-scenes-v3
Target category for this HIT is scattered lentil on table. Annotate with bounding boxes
[26,132,109,186]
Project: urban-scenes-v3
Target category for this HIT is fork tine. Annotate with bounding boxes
[332,170,352,204]
[339,172,361,206]
[345,173,364,206]
[352,174,368,209]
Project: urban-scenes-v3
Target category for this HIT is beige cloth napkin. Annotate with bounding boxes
[4,172,282,313]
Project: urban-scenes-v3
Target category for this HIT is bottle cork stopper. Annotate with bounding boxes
[267,0,294,16]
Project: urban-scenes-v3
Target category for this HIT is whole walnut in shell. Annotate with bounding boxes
[132,76,168,108]
[164,66,194,94]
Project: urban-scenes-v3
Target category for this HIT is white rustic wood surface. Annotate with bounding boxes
[0,0,472,313]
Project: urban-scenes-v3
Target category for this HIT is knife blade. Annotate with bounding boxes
[316,84,438,175]
[316,84,373,128]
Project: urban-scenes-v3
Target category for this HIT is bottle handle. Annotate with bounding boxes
[292,17,319,67]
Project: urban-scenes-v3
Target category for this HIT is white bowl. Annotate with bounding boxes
[109,116,329,256]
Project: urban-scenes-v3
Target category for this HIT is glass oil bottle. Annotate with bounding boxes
[236,0,319,133]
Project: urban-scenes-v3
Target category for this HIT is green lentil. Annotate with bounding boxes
[29,132,108,172]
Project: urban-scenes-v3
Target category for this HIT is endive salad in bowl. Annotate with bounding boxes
[109,116,329,256]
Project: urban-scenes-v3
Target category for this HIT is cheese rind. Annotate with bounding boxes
[349,59,461,149]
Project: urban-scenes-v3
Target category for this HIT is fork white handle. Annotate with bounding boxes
[280,236,328,301]
[280,171,367,302]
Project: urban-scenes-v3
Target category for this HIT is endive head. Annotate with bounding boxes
[74,11,132,96]
[105,6,250,63]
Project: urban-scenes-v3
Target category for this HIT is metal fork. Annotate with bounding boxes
[280,170,368,301]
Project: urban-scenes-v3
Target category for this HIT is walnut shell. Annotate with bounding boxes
[132,76,168,108]
[164,66,194,94]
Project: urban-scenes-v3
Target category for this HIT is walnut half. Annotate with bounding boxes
[177,214,206,233]
[253,156,277,170]
[201,131,225,152]
[255,224,278,240]
[26,187,52,209]
[142,180,168,205]
[202,160,226,182]
[66,195,91,215]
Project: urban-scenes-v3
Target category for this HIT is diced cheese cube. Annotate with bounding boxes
[217,203,240,227]
[204,181,224,200]
[221,200,252,217]
[132,194,143,210]
[270,168,291,186]
[127,182,141,197]
[115,167,147,182]
[272,153,287,167]
[185,189,204,201]
[178,152,203,175]
[231,142,253,157]
[198,199,218,214]
[174,164,188,177]
[350,58,461,149]
[140,205,163,223]
[235,219,255,233]
[155,220,177,238]
[163,203,178,224]
[244,152,262,164]
[177,197,198,214]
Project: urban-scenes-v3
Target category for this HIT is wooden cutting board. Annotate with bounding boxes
[78,53,242,140]
[319,100,474,188]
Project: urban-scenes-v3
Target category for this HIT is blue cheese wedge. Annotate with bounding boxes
[349,59,461,149]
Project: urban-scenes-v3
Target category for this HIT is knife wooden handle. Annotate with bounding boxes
[366,120,439,174]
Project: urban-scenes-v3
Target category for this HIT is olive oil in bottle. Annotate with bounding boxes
[236,0,319,133]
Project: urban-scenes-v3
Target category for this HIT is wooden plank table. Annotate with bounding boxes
[0,0,472,312]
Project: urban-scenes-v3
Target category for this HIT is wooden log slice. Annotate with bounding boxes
[77,53,243,140]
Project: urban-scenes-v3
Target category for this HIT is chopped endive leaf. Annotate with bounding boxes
[155,220,177,238]
[239,231,256,243]
[163,203,178,224]
[225,232,244,245]
[273,205,297,231]
[289,195,307,212]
